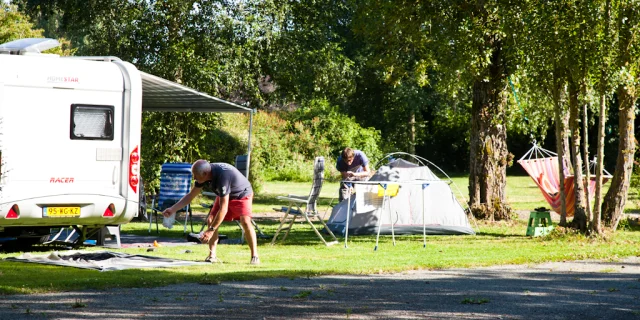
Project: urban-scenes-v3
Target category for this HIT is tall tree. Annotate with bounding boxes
[353,0,519,220]
[601,0,640,230]
[519,0,635,233]
[590,0,616,234]
[265,0,356,106]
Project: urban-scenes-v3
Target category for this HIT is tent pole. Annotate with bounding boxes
[374,183,387,251]
[345,187,351,248]
[422,183,429,248]
[389,189,395,246]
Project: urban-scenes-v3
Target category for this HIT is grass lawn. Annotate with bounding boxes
[0,175,638,295]
[244,175,640,215]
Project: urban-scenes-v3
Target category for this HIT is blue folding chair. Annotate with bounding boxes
[148,162,194,234]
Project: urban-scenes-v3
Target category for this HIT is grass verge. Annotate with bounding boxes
[0,175,638,295]
[0,220,638,295]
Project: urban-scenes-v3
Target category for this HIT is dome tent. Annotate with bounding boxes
[326,153,475,236]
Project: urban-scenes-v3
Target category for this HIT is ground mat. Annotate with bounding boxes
[4,250,207,271]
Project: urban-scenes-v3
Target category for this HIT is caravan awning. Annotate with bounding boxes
[140,72,252,113]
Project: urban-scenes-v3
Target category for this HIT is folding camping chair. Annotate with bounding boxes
[271,156,339,246]
[148,162,194,234]
[235,154,250,178]
[198,155,269,242]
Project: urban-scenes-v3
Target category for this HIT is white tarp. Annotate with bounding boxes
[5,251,207,271]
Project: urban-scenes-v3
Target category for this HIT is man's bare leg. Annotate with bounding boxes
[203,209,221,262]
[239,216,259,263]
[205,229,220,261]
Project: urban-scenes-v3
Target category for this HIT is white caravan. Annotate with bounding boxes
[0,38,254,247]
[0,39,142,245]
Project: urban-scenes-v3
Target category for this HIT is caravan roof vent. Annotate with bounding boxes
[0,38,60,55]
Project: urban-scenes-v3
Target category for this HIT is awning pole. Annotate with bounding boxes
[247,109,254,155]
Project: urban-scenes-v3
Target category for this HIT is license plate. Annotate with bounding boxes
[44,207,80,217]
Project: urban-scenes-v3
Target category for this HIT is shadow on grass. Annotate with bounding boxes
[127,217,535,247]
[2,261,639,320]
[0,242,75,254]
[473,231,529,238]
[0,261,338,295]
[253,194,337,208]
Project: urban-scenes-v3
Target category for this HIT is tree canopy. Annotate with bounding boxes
[10,0,640,230]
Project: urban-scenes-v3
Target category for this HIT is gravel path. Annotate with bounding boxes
[1,256,639,319]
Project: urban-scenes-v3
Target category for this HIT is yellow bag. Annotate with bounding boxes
[377,184,400,197]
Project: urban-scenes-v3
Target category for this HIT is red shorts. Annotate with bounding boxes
[210,194,253,221]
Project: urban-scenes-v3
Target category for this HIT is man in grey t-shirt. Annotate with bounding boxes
[162,160,259,265]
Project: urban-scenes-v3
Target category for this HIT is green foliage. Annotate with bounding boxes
[265,0,355,104]
[616,217,630,231]
[214,103,383,184]
[283,99,383,162]
[0,2,74,57]
[0,2,43,42]
[235,111,321,183]
[16,0,276,108]
[232,109,338,183]
[140,112,226,194]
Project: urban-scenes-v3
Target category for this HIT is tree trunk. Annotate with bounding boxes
[409,112,416,156]
[591,0,611,235]
[468,38,511,221]
[602,86,636,229]
[567,80,588,232]
[582,101,592,228]
[553,87,569,226]
[601,2,638,230]
[592,94,607,234]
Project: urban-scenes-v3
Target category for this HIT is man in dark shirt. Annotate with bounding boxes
[162,160,259,265]
[336,147,371,202]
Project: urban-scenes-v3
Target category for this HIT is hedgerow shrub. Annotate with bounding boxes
[140,100,383,193]
[140,111,227,194]
[222,111,331,184]
[222,100,383,184]
[283,99,383,163]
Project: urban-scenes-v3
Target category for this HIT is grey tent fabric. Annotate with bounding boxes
[5,251,207,271]
[326,159,475,236]
[387,158,418,168]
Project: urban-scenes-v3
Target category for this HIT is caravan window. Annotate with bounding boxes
[70,105,114,140]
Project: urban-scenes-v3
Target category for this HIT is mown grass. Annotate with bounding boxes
[0,175,638,295]
[244,175,640,215]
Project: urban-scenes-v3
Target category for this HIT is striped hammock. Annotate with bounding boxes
[517,145,611,217]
